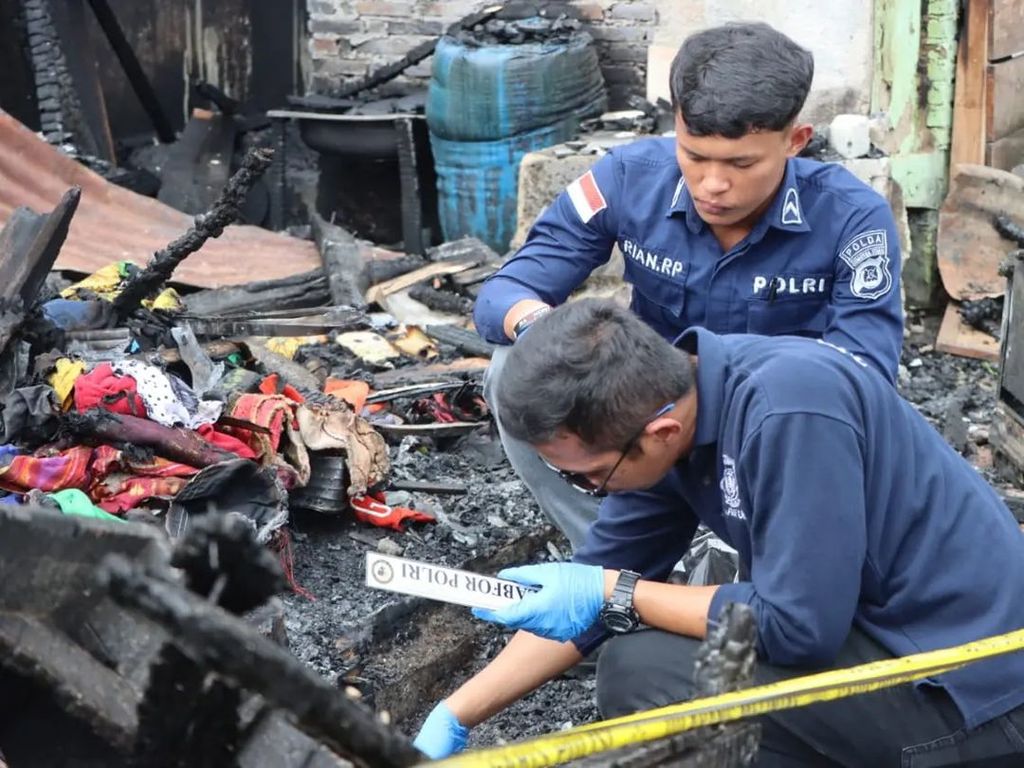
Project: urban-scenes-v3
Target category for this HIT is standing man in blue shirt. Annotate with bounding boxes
[475,22,905,551]
[415,299,1024,766]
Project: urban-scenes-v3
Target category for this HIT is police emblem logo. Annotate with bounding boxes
[839,229,892,300]
[720,454,746,521]
[371,559,395,584]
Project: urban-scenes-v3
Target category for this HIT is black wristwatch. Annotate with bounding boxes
[599,570,641,634]
[511,306,552,340]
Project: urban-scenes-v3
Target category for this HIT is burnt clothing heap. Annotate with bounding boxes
[0,354,396,542]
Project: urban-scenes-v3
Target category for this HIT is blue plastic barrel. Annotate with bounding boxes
[427,31,606,252]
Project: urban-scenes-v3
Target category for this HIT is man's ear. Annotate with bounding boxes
[645,416,682,443]
[786,122,813,157]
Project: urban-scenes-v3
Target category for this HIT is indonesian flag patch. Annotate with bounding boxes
[566,170,607,224]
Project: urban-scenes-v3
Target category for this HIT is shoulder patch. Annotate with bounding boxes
[838,229,892,300]
[566,170,607,224]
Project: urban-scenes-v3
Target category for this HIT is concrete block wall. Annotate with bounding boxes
[646,0,874,125]
[307,1,659,107]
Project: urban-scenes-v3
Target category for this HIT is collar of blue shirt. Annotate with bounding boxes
[675,327,727,448]
[666,158,813,239]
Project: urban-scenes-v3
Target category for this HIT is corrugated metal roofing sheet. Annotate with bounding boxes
[0,110,320,288]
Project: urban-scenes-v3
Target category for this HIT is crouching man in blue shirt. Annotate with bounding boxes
[416,299,1024,766]
[475,22,905,551]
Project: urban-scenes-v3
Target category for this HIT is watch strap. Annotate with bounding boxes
[511,306,552,340]
[610,569,640,608]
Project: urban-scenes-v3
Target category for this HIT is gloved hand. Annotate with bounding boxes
[413,701,470,759]
[472,563,605,642]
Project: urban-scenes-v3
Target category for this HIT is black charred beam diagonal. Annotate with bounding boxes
[101,555,423,768]
[111,147,274,320]
[0,186,81,352]
[83,0,175,143]
[13,186,81,308]
[333,5,505,99]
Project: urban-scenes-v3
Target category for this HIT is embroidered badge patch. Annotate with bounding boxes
[720,454,746,521]
[839,229,892,300]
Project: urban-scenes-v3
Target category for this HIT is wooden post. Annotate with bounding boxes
[950,0,992,172]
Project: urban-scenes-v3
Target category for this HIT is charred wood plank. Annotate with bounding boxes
[312,216,429,306]
[184,269,331,316]
[0,186,80,350]
[102,556,423,768]
[112,147,274,319]
[237,710,352,768]
[48,0,115,160]
[312,215,373,307]
[366,254,429,285]
[0,615,138,752]
[424,324,495,358]
[409,286,473,316]
[370,357,489,389]
[366,261,476,306]
[130,644,207,768]
[426,236,500,264]
[451,263,500,288]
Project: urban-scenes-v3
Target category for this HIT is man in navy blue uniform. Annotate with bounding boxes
[476,22,905,551]
[415,299,1024,766]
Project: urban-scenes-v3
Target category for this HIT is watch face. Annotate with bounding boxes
[601,607,638,634]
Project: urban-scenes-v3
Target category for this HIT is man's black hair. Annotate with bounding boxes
[670,22,814,138]
[496,299,695,451]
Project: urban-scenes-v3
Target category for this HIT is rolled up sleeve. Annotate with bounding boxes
[473,152,622,344]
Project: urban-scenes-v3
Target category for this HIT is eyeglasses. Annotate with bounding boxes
[541,402,677,498]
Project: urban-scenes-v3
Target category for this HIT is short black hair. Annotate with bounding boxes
[496,299,696,451]
[670,22,814,138]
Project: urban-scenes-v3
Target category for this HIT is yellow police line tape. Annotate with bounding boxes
[429,627,1024,768]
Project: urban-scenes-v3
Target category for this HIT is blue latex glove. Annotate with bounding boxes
[472,563,605,642]
[413,701,469,759]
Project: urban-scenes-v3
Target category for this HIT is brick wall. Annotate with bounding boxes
[307,1,659,108]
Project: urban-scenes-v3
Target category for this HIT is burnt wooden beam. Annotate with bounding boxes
[84,0,175,142]
[184,269,332,316]
[312,215,373,307]
[424,324,495,358]
[112,147,274,319]
[102,555,423,768]
[0,186,80,350]
[0,615,139,752]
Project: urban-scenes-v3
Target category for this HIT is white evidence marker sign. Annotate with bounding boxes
[365,552,538,611]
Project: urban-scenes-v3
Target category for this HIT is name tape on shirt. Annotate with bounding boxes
[567,170,607,224]
[365,552,539,611]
